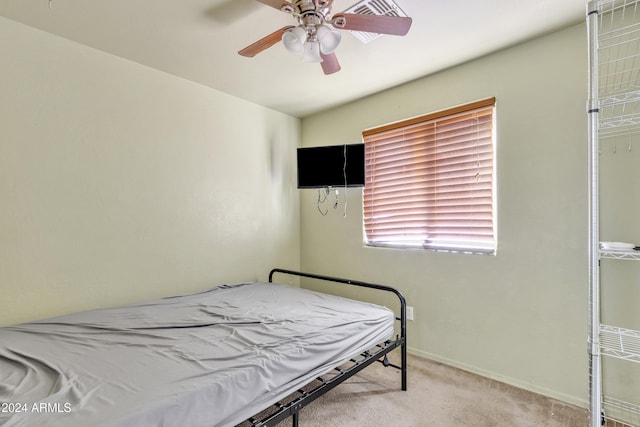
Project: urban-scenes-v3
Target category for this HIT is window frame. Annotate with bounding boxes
[362,98,497,254]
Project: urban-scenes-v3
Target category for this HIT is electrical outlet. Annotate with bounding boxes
[406,306,414,321]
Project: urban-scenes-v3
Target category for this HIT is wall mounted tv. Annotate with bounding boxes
[297,143,365,189]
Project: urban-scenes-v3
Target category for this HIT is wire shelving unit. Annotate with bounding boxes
[588,1,640,426]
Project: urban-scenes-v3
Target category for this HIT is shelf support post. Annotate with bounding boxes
[587,2,602,426]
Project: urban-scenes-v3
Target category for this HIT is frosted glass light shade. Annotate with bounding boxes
[317,25,341,54]
[302,41,322,63]
[282,27,307,55]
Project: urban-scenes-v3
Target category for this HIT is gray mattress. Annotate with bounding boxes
[0,282,394,427]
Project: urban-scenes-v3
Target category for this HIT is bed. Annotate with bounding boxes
[0,268,407,427]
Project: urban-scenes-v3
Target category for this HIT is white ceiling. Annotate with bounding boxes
[0,0,586,117]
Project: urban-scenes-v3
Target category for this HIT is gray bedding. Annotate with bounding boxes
[0,282,394,427]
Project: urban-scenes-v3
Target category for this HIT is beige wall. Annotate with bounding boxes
[0,14,593,409]
[0,17,300,326]
[299,24,589,406]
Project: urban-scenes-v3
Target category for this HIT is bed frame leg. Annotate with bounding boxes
[400,293,408,391]
[292,412,299,427]
[401,341,407,391]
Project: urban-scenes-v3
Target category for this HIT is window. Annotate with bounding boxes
[362,98,496,254]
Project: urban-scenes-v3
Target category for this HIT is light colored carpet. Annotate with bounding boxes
[272,352,589,426]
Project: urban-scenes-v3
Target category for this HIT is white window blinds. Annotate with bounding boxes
[362,98,496,253]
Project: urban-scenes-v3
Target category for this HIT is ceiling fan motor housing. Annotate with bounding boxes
[290,0,331,27]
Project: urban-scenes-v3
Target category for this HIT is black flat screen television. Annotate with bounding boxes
[297,144,365,189]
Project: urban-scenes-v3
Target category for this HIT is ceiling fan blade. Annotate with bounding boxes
[256,0,294,11]
[320,52,341,75]
[331,13,412,36]
[238,26,295,57]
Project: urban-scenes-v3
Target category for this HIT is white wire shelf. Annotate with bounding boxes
[596,0,640,137]
[600,249,640,260]
[603,396,640,426]
[597,0,640,99]
[599,109,640,136]
[600,90,640,106]
[595,1,640,138]
[601,324,640,363]
[598,90,640,137]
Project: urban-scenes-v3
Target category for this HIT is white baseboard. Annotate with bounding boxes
[406,346,588,410]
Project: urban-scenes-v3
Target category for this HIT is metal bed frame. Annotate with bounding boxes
[240,268,407,427]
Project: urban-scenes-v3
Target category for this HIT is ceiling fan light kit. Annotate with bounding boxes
[283,24,341,62]
[316,25,341,54]
[282,26,307,54]
[239,0,412,74]
[303,38,322,62]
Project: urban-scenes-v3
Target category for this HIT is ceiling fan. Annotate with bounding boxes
[238,0,413,75]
